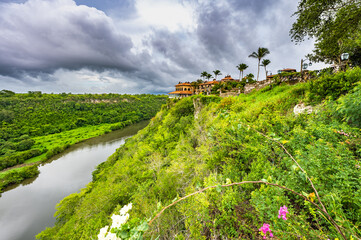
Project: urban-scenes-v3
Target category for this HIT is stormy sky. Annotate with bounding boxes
[0,0,326,94]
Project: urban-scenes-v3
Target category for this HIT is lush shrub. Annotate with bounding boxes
[0,149,42,170]
[336,82,361,127]
[16,138,35,151]
[37,82,361,239]
[0,165,39,192]
[45,145,70,159]
[307,67,361,103]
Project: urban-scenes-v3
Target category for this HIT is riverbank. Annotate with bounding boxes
[0,121,148,240]
[0,93,167,192]
[0,120,146,193]
[38,68,361,239]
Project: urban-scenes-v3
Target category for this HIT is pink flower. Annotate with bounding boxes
[278,205,289,220]
[259,223,273,239]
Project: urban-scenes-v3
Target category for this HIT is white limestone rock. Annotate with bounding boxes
[293,103,313,115]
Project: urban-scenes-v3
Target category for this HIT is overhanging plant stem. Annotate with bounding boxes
[148,181,346,240]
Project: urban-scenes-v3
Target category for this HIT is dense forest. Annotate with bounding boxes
[37,68,361,239]
[0,92,167,192]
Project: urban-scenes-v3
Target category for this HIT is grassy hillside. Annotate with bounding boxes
[0,93,167,192]
[38,68,361,240]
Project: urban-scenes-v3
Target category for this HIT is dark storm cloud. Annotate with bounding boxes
[145,0,301,84]
[148,30,206,73]
[0,0,138,79]
[0,0,317,93]
[196,2,238,59]
[195,1,296,58]
[229,0,279,14]
[189,0,303,76]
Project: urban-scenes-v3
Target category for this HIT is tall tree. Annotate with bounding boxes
[213,70,222,80]
[261,59,271,79]
[206,73,213,81]
[200,71,208,81]
[248,47,270,81]
[290,0,361,66]
[236,63,248,80]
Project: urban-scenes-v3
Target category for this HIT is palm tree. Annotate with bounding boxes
[261,59,271,80]
[213,70,222,80]
[200,71,208,81]
[248,47,270,81]
[206,73,213,81]
[236,63,248,80]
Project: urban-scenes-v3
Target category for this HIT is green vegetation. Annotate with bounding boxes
[236,63,248,80]
[248,47,270,81]
[38,68,361,239]
[291,0,361,66]
[213,70,222,80]
[261,59,271,78]
[0,93,167,192]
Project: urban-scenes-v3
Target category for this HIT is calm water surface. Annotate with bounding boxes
[0,121,148,240]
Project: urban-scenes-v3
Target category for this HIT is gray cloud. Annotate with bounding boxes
[0,0,323,93]
[0,0,138,78]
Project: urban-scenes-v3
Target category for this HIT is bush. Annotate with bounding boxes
[16,139,35,151]
[45,145,70,159]
[307,67,361,103]
[0,165,39,192]
[0,149,42,170]
[336,82,361,127]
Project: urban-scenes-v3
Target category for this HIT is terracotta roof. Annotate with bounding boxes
[282,68,296,72]
[168,91,193,95]
[202,80,219,85]
[221,75,234,81]
[175,82,192,86]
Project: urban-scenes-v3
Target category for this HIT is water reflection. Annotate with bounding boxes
[0,121,148,240]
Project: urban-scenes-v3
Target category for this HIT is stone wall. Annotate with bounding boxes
[244,79,272,94]
[219,90,240,97]
[243,72,315,94]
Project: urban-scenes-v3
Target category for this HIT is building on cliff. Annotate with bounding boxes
[168,82,194,98]
[169,75,237,98]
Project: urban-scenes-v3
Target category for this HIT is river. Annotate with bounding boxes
[0,121,148,240]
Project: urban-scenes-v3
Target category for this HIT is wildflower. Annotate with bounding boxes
[259,223,273,239]
[278,205,289,220]
[97,226,109,239]
[119,203,132,215]
[308,192,316,202]
[105,232,117,240]
[98,203,132,240]
[110,213,129,229]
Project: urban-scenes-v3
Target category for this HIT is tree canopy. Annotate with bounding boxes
[249,47,270,81]
[290,0,361,65]
[236,63,248,80]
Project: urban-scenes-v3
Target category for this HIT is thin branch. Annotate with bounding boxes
[246,125,328,214]
[148,180,346,240]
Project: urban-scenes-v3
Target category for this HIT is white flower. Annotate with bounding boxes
[110,213,129,229]
[119,203,132,215]
[98,203,133,240]
[105,232,118,240]
[97,226,109,240]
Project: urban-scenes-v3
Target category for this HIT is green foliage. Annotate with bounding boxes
[307,67,361,103]
[290,0,361,64]
[249,47,270,81]
[37,73,361,239]
[0,89,15,97]
[0,165,39,192]
[0,93,167,190]
[0,149,42,171]
[336,83,361,128]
